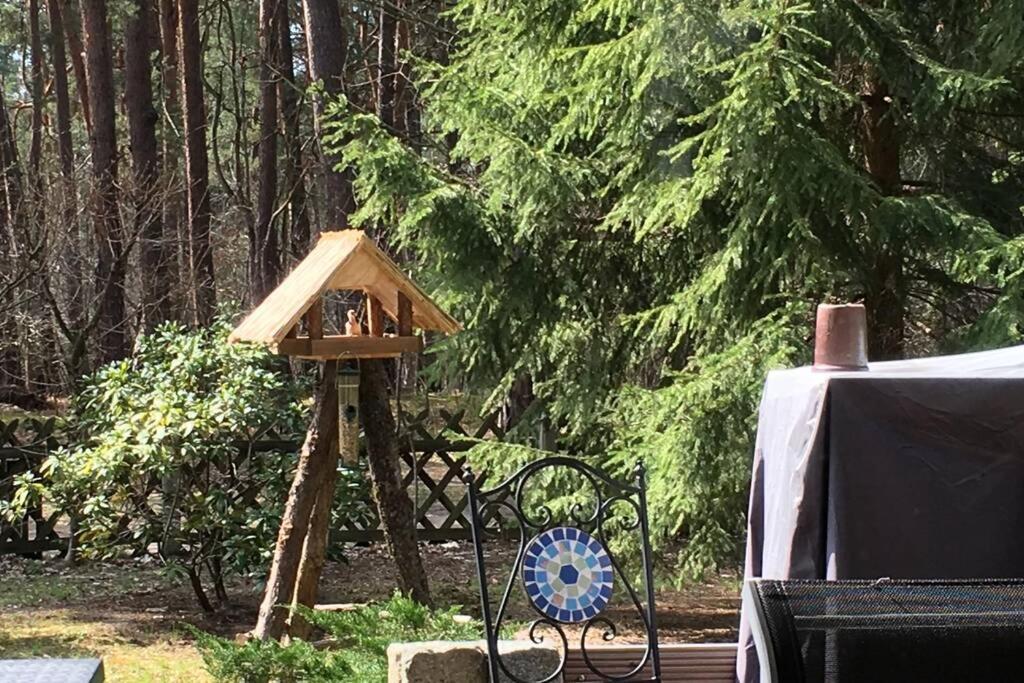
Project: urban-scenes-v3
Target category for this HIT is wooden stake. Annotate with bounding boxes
[253,360,338,640]
[367,294,384,337]
[360,358,431,606]
[397,291,413,337]
[290,400,341,639]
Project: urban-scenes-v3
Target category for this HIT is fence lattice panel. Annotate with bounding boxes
[0,418,68,556]
[332,408,508,542]
[0,410,507,555]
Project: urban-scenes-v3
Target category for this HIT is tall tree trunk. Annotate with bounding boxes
[377,0,397,131]
[61,0,91,132]
[0,87,23,385]
[301,0,354,230]
[276,0,311,258]
[394,5,414,139]
[158,0,182,320]
[177,0,216,325]
[0,83,20,218]
[81,0,127,363]
[359,358,431,606]
[28,0,45,182]
[47,0,75,196]
[252,0,281,300]
[0,82,22,249]
[254,360,339,641]
[861,74,904,360]
[125,0,170,330]
[47,0,86,391]
[23,0,47,391]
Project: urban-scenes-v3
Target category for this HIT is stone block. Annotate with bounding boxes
[387,640,563,683]
[388,641,487,683]
[492,640,562,682]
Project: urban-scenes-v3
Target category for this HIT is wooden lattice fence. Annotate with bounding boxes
[0,418,68,556]
[332,408,509,543]
[0,409,506,556]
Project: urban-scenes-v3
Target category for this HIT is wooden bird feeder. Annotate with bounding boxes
[229,230,460,359]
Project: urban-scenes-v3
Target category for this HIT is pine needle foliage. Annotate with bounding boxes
[325,1,1024,577]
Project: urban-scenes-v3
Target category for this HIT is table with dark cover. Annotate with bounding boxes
[736,346,1024,682]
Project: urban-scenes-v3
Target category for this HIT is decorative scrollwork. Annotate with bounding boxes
[492,619,567,683]
[601,495,643,532]
[463,457,661,682]
[583,615,619,643]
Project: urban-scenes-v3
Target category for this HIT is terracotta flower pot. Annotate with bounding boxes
[813,303,869,371]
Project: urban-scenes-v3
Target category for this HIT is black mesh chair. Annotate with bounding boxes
[745,578,1024,683]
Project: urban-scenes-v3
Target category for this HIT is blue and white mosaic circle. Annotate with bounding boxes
[522,526,613,623]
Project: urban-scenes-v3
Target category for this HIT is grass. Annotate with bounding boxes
[0,559,212,682]
[0,543,741,681]
[0,611,208,683]
[194,594,485,682]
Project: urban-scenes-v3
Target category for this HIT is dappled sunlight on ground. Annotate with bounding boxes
[0,542,739,680]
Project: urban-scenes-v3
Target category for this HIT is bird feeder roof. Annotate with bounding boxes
[229,230,460,347]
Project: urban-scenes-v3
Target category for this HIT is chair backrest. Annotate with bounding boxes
[745,578,1024,683]
[463,456,661,682]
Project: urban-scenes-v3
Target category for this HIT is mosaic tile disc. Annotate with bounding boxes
[522,526,613,623]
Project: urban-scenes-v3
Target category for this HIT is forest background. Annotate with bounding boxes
[1,0,1023,578]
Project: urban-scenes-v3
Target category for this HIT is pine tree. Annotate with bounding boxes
[326,0,1024,574]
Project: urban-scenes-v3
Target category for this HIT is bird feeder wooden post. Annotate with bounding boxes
[229,230,460,640]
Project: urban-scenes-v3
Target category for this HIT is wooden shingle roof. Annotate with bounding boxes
[229,230,460,347]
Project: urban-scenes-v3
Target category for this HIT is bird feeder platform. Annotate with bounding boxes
[229,230,460,360]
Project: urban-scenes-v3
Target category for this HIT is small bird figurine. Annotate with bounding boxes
[344,309,362,336]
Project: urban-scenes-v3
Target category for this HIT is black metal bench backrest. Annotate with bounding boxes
[746,578,1024,683]
[463,457,661,682]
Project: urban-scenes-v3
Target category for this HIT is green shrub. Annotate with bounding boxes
[192,634,352,683]
[194,593,482,682]
[8,320,373,610]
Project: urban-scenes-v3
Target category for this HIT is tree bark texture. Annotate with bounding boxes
[125,0,171,329]
[359,358,431,606]
[0,86,19,383]
[28,0,45,182]
[158,0,182,320]
[276,0,311,259]
[178,0,216,325]
[395,6,415,139]
[62,0,91,132]
[47,0,75,181]
[48,0,85,362]
[0,83,21,244]
[252,0,281,300]
[289,399,341,640]
[377,0,397,131]
[861,74,904,360]
[254,360,339,641]
[302,0,355,230]
[81,0,128,363]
